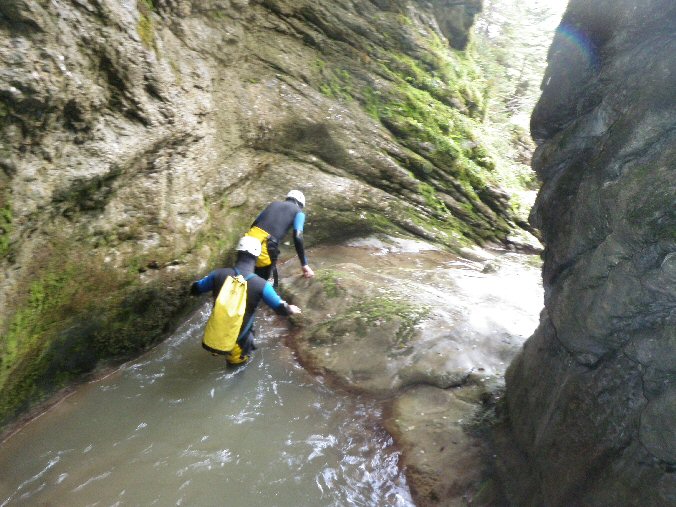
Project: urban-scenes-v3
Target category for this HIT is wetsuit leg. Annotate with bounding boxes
[238,329,256,356]
[267,238,280,289]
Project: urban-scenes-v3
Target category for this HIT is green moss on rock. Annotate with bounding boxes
[0,201,11,258]
[137,0,156,50]
[315,268,343,298]
[0,206,248,426]
[312,295,430,347]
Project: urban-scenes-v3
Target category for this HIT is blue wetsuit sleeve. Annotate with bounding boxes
[293,212,305,232]
[293,212,308,266]
[262,282,283,308]
[262,283,291,315]
[192,273,215,294]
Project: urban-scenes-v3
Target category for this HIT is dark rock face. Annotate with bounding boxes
[502,0,676,504]
[427,0,482,50]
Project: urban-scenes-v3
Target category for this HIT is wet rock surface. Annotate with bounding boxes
[500,0,676,505]
[282,235,543,505]
[0,0,526,424]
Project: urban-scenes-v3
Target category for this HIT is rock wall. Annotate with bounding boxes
[500,0,675,504]
[0,0,530,427]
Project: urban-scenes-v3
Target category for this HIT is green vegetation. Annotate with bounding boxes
[357,64,510,244]
[315,269,342,298]
[314,35,514,245]
[468,0,566,199]
[0,231,198,425]
[0,184,255,424]
[0,202,11,258]
[315,58,354,99]
[137,15,154,49]
[358,296,430,346]
[0,249,98,422]
[303,3,560,245]
[318,68,353,100]
[473,0,564,125]
[382,46,486,119]
[363,87,382,119]
[313,295,430,347]
[419,182,449,214]
[396,14,413,27]
[209,9,228,21]
[366,48,496,199]
[137,0,155,50]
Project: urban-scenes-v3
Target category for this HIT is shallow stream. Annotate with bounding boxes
[0,237,543,506]
[0,307,412,506]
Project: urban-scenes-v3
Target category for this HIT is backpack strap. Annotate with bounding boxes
[233,268,256,281]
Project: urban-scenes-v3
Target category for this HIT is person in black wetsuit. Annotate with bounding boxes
[245,190,315,286]
[190,236,301,365]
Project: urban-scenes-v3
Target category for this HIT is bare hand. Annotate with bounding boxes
[288,304,302,315]
[302,265,315,278]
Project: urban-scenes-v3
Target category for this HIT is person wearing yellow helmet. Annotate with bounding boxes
[245,190,314,286]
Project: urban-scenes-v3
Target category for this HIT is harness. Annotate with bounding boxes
[246,226,280,288]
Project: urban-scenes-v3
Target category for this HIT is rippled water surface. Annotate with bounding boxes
[0,307,412,506]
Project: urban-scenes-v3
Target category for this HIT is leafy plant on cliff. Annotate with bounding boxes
[137,0,156,50]
[0,202,11,258]
[471,0,566,193]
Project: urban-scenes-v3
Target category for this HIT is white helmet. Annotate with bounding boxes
[286,189,305,208]
[236,236,262,257]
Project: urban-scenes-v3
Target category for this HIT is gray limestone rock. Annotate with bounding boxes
[0,0,518,426]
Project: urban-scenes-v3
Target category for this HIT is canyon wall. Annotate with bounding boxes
[500,0,675,504]
[0,0,531,427]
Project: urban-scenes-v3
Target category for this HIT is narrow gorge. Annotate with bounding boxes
[0,0,673,505]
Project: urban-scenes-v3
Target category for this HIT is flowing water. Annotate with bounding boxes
[0,237,543,506]
[0,307,412,506]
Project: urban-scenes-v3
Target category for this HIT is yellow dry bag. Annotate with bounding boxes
[202,271,253,354]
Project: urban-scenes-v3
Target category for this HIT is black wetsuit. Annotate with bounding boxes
[250,198,307,281]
